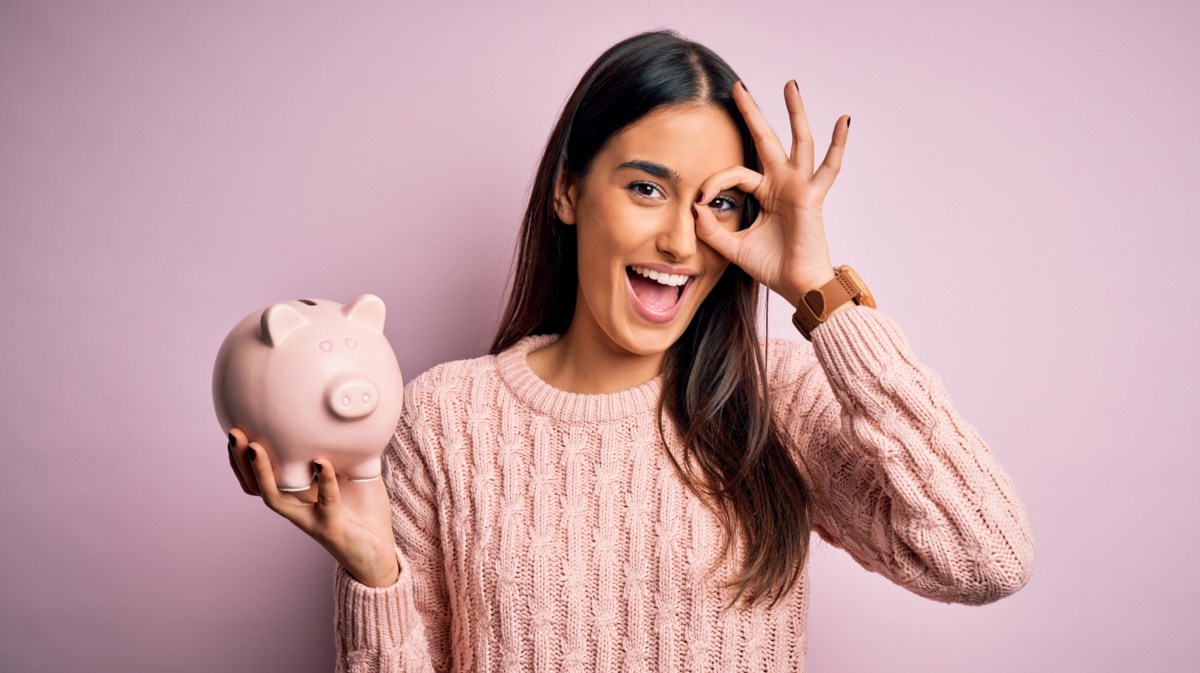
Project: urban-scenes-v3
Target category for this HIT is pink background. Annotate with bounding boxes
[2,1,1197,670]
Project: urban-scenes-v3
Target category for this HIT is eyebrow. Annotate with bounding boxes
[615,160,681,183]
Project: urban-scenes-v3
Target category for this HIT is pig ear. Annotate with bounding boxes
[343,294,386,332]
[260,303,308,348]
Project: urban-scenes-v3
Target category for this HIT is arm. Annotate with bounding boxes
[333,390,451,672]
[772,304,1035,605]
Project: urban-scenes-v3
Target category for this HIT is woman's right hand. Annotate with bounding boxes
[226,428,401,588]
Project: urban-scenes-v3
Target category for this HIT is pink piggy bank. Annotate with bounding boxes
[212,294,404,492]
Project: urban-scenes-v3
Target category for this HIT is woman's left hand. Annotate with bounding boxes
[694,80,850,310]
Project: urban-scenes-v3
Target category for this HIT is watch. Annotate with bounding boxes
[791,265,876,341]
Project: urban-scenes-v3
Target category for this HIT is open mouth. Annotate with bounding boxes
[626,265,690,313]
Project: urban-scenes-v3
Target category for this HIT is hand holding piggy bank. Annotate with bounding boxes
[213,294,404,492]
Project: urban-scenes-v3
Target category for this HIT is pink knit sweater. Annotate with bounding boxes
[331,305,1035,672]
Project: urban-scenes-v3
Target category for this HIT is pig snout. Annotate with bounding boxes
[325,376,380,420]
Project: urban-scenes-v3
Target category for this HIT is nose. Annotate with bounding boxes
[325,376,380,420]
[656,203,698,261]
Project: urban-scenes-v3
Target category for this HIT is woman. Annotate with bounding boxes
[227,29,1034,672]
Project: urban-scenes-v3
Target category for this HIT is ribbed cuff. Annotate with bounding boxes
[333,546,422,654]
[809,305,915,387]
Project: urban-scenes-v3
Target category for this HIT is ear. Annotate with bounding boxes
[342,293,386,333]
[260,303,308,348]
[553,169,579,225]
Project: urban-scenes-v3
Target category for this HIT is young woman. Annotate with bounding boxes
[227,30,1034,672]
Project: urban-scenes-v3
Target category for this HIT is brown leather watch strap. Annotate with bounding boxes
[791,266,866,341]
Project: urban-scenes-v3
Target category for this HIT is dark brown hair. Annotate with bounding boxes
[490,29,813,609]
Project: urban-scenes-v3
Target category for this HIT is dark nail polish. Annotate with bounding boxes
[696,192,704,204]
[739,80,749,94]
[847,116,852,129]
[227,432,234,451]
[314,461,323,474]
[792,80,799,93]
[247,447,256,462]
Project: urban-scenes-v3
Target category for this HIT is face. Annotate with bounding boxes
[554,103,746,359]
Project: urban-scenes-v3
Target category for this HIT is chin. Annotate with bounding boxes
[613,304,702,357]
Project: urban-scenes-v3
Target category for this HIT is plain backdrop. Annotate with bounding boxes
[2,1,1197,671]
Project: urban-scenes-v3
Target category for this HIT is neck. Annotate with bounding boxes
[527,318,665,395]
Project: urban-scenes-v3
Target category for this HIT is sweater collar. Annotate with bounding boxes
[496,334,665,423]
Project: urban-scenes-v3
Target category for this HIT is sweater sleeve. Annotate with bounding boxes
[771,304,1035,605]
[332,384,451,672]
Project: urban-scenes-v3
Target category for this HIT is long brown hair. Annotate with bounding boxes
[490,30,813,609]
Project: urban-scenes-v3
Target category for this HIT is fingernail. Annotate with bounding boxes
[227,432,234,452]
[313,461,323,474]
[696,191,705,204]
[247,447,256,462]
[792,80,799,93]
[738,80,749,94]
[847,116,852,129]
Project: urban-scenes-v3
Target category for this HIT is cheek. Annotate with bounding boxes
[716,211,744,235]
[573,220,623,301]
[693,255,732,302]
[577,201,643,275]
[697,272,724,304]
[700,243,732,278]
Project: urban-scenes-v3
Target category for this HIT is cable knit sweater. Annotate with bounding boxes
[331,305,1035,672]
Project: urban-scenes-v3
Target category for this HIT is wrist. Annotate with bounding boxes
[356,558,400,588]
[788,265,875,340]
[781,267,837,309]
[346,547,401,588]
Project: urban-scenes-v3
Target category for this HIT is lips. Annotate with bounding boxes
[625,266,694,324]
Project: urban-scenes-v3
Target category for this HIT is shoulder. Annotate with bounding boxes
[758,335,819,392]
[401,349,499,413]
[392,349,501,466]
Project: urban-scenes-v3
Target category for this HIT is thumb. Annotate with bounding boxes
[693,203,741,264]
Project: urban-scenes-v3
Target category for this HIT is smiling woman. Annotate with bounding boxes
[544,103,746,364]
[226,28,1036,673]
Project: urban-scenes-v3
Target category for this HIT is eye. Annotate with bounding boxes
[628,181,665,201]
[709,194,741,214]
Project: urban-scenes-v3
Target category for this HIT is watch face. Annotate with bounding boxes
[840,266,876,308]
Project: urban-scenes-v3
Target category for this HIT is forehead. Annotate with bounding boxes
[599,103,744,176]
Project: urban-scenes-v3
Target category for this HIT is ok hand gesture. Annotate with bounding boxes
[695,80,850,309]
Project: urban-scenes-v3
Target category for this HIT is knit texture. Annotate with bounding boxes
[332,305,1035,672]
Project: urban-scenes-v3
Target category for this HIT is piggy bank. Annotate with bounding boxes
[212,294,404,492]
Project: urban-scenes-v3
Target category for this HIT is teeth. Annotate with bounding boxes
[630,265,689,287]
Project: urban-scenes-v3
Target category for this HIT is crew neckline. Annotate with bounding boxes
[495,334,665,422]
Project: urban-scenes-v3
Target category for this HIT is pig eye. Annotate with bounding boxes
[344,338,357,349]
[318,340,333,351]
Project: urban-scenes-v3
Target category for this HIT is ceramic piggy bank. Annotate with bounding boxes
[212,294,404,492]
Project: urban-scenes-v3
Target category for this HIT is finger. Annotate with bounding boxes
[227,444,254,495]
[732,80,788,168]
[785,80,815,173]
[813,115,851,190]
[693,202,744,264]
[696,165,766,206]
[228,428,258,496]
[246,441,285,506]
[312,459,342,512]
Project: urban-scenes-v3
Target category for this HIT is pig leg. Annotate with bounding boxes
[345,457,383,483]
[276,461,316,492]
